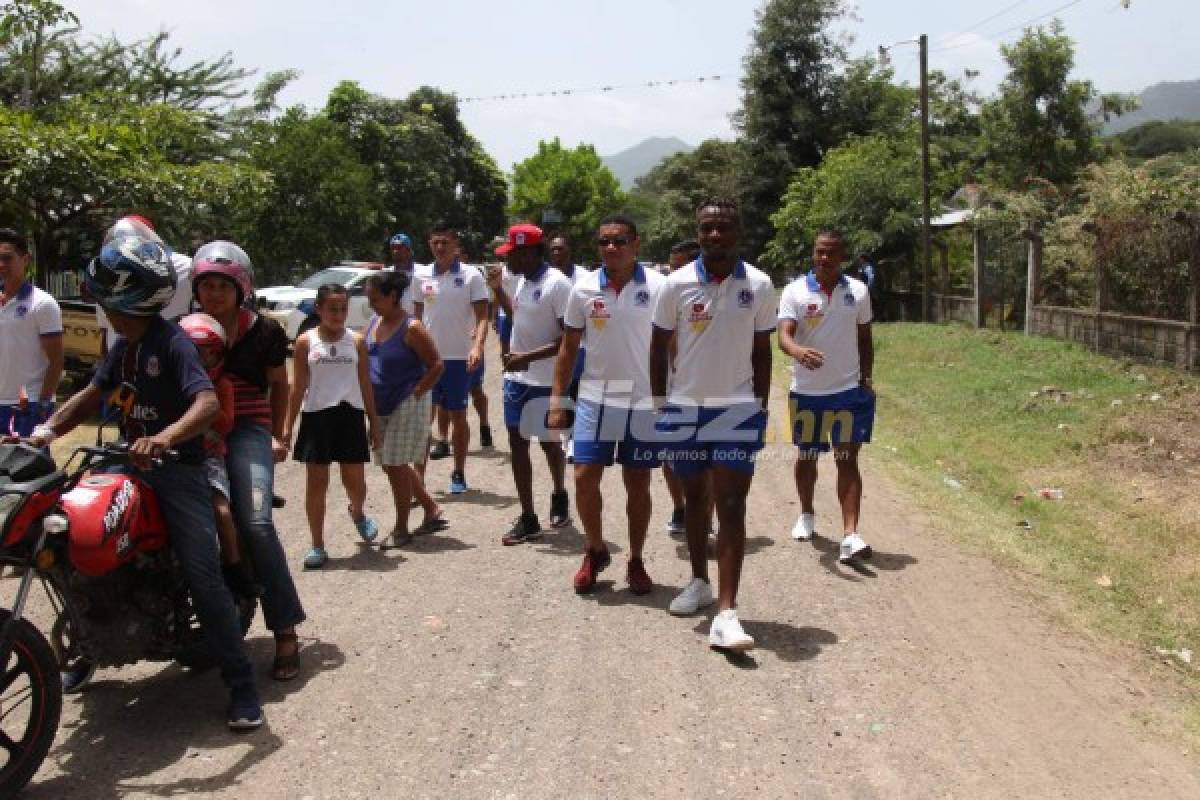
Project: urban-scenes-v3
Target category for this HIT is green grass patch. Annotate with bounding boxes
[775,323,1200,717]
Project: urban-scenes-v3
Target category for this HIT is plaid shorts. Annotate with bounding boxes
[375,392,432,466]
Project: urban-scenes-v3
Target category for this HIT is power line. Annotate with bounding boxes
[936,0,1031,47]
[932,0,1092,53]
[459,74,730,104]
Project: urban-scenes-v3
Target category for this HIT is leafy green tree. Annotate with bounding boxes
[235,108,376,280]
[980,20,1133,188]
[509,138,627,248]
[765,134,920,274]
[734,0,848,258]
[1111,120,1200,161]
[629,139,743,261]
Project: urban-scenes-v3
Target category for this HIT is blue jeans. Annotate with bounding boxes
[136,461,254,691]
[226,421,306,631]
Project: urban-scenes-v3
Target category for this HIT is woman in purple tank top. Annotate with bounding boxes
[365,271,446,545]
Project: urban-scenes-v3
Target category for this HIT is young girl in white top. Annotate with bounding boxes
[283,284,382,569]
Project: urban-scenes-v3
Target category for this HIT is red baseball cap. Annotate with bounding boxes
[494,223,544,255]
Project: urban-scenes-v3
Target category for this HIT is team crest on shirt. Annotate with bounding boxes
[532,288,542,303]
[688,300,712,333]
[737,289,754,308]
[634,289,650,307]
[843,293,856,306]
[804,301,825,329]
[589,297,611,330]
[453,276,464,288]
[15,304,28,318]
[146,355,161,377]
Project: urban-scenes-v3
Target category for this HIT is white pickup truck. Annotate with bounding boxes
[257,264,383,340]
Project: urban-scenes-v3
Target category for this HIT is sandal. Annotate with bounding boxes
[271,632,300,681]
[414,512,448,535]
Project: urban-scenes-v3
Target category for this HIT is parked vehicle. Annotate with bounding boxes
[256,263,383,339]
[57,299,104,375]
[0,435,257,796]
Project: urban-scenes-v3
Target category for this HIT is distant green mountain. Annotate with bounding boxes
[603,137,693,189]
[1104,79,1200,134]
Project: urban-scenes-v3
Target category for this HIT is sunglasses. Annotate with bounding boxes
[596,236,632,248]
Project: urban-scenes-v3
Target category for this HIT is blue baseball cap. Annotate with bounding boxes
[389,233,413,249]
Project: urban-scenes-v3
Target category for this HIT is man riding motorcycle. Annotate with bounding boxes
[25,233,265,731]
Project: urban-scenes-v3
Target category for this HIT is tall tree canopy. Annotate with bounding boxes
[509,139,627,250]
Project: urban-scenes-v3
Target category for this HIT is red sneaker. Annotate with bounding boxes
[626,557,653,595]
[573,549,611,593]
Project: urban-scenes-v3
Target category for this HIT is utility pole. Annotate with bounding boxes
[881,35,933,322]
[919,34,933,323]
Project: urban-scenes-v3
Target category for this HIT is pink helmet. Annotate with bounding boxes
[179,312,227,350]
[192,240,255,303]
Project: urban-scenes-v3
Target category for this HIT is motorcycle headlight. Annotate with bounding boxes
[0,492,25,536]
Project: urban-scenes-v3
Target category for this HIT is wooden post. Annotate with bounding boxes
[1082,221,1103,352]
[1172,211,1200,368]
[1022,227,1043,336]
[933,239,949,322]
[972,224,985,328]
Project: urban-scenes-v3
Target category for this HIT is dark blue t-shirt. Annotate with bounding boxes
[93,316,214,464]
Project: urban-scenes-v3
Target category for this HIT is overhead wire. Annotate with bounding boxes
[459,74,729,104]
[932,0,1092,52]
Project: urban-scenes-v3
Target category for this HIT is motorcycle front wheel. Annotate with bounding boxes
[0,610,62,797]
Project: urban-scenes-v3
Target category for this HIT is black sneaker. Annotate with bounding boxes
[502,513,541,545]
[480,425,493,449]
[549,489,570,529]
[666,507,686,537]
[227,685,265,731]
[429,439,450,460]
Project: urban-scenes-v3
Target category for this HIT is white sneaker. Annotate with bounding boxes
[708,609,755,651]
[791,512,815,541]
[669,578,714,616]
[839,533,872,563]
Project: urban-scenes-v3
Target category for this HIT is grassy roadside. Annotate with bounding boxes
[775,323,1200,726]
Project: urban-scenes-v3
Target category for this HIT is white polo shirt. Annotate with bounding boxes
[651,257,777,407]
[778,271,872,395]
[564,264,663,406]
[413,260,488,361]
[0,283,64,405]
[505,264,572,387]
[555,264,590,287]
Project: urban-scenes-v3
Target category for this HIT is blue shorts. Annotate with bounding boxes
[433,360,470,411]
[572,399,661,468]
[469,358,485,390]
[0,402,53,438]
[655,403,766,477]
[789,386,876,453]
[503,379,552,437]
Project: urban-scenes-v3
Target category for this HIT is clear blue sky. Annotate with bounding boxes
[68,0,1200,170]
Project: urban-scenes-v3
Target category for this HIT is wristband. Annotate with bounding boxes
[31,424,57,443]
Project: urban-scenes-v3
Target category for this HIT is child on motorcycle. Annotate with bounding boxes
[282,283,381,569]
[179,312,258,601]
[26,233,265,731]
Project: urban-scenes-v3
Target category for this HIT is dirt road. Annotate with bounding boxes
[23,343,1200,798]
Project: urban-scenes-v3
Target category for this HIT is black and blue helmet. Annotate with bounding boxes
[85,234,177,317]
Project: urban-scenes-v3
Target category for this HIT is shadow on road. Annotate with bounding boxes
[808,534,917,581]
[433,488,518,510]
[691,618,838,665]
[27,638,346,798]
[530,526,624,559]
[323,544,406,572]
[671,534,775,563]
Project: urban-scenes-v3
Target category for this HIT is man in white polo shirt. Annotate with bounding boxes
[413,222,489,494]
[0,228,64,437]
[489,223,573,544]
[548,215,665,595]
[778,230,875,564]
[649,197,776,652]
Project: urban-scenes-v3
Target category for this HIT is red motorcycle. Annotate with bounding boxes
[0,438,256,796]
